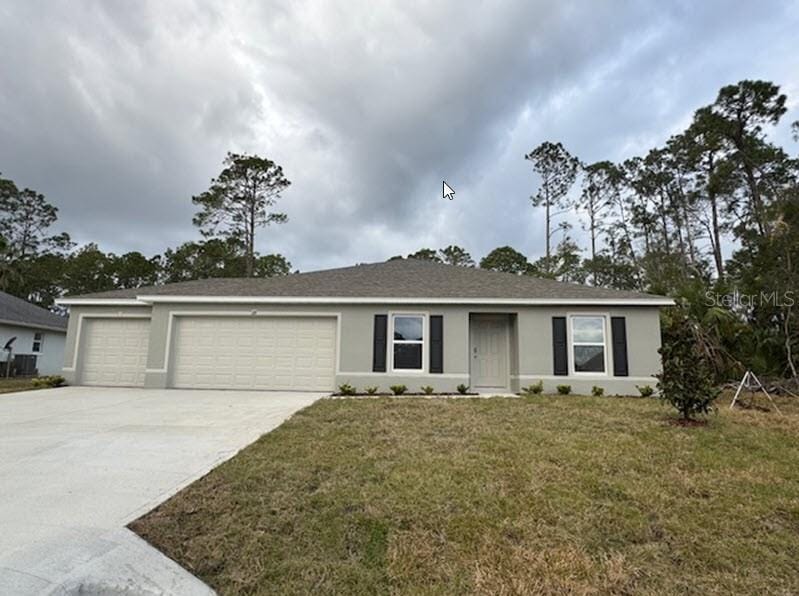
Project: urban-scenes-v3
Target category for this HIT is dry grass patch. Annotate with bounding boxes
[130,395,799,595]
[0,377,39,394]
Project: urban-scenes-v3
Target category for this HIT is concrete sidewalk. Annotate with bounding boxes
[0,386,323,594]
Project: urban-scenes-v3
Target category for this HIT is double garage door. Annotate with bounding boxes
[79,316,336,391]
[171,316,336,391]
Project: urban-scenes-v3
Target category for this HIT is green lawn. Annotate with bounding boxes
[130,394,799,595]
[0,377,38,394]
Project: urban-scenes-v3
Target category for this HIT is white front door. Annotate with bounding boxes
[470,315,509,390]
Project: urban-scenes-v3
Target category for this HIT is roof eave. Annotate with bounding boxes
[0,318,68,333]
[60,295,675,307]
[54,298,146,307]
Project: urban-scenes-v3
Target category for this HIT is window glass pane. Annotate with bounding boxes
[393,343,422,369]
[572,317,604,343]
[34,332,42,340]
[394,316,423,341]
[574,345,605,372]
[32,342,41,352]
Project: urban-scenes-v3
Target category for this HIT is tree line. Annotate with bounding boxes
[523,81,796,293]
[0,152,293,307]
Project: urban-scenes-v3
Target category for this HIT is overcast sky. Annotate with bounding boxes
[1,1,797,272]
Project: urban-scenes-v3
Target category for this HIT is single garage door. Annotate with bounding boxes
[170,316,336,391]
[80,318,150,386]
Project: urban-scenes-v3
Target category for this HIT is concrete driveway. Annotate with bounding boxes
[0,386,324,595]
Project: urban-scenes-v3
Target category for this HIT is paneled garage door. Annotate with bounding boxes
[80,318,150,386]
[170,316,337,391]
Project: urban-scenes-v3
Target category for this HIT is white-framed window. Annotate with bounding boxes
[390,313,426,372]
[569,315,607,374]
[32,332,43,353]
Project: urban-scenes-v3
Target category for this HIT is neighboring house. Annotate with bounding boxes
[56,259,673,394]
[0,291,68,376]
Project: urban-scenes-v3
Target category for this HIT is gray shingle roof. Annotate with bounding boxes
[65,259,669,303]
[0,291,68,331]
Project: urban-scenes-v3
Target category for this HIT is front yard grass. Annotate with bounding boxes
[0,377,39,394]
[131,395,799,595]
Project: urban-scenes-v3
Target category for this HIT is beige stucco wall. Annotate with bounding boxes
[138,303,471,389]
[61,304,152,385]
[62,301,663,394]
[513,305,662,395]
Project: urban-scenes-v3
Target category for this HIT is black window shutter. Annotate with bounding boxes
[552,317,568,375]
[373,315,388,372]
[429,315,443,373]
[611,316,629,377]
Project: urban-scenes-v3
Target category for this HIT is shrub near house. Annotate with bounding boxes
[658,308,720,420]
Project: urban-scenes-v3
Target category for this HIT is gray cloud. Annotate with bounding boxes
[1,0,797,272]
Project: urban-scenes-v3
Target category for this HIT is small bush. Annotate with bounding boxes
[337,383,356,396]
[31,375,66,389]
[591,385,604,397]
[421,385,435,395]
[456,383,469,395]
[521,381,544,396]
[657,307,719,420]
[390,384,407,395]
[365,386,378,395]
[637,384,655,398]
[556,384,571,395]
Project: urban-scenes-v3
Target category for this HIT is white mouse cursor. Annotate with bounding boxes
[442,181,455,200]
